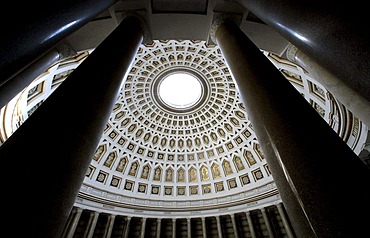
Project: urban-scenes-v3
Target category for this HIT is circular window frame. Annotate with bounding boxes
[152,67,210,114]
[158,72,202,109]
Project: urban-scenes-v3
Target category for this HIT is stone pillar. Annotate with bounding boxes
[64,207,82,238]
[276,203,294,238]
[201,217,207,238]
[85,211,100,238]
[187,218,192,238]
[172,218,176,238]
[140,217,147,238]
[0,15,144,237]
[104,214,116,238]
[123,217,132,238]
[261,208,274,238]
[237,0,370,103]
[60,210,73,238]
[0,0,118,86]
[156,218,162,238]
[216,216,223,238]
[0,41,76,109]
[213,17,370,237]
[230,214,239,238]
[245,212,256,238]
[286,44,370,127]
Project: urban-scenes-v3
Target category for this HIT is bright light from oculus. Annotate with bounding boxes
[159,73,202,108]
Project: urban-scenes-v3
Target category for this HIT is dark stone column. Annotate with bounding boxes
[214,19,370,237]
[285,44,370,127]
[0,15,143,238]
[237,0,370,103]
[0,0,118,87]
[0,41,76,109]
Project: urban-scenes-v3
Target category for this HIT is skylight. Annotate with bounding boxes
[159,73,202,108]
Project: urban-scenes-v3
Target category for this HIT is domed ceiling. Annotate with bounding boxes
[0,39,367,217]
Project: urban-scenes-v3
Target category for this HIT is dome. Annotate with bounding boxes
[1,1,369,237]
[1,39,366,218]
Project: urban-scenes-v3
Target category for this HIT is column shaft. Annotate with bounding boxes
[286,44,370,127]
[276,203,295,238]
[85,212,100,238]
[230,214,239,238]
[245,212,256,238]
[0,0,118,86]
[60,210,74,238]
[237,0,370,103]
[0,41,77,109]
[215,19,370,237]
[172,219,176,238]
[156,218,161,238]
[0,41,77,110]
[260,208,274,238]
[123,217,132,238]
[0,16,143,238]
[65,208,82,238]
[187,218,191,238]
[140,218,147,238]
[201,218,207,238]
[216,216,223,238]
[104,214,116,238]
